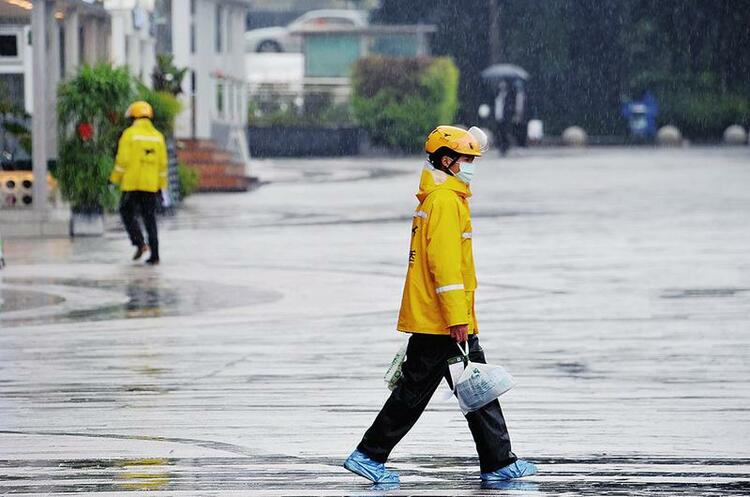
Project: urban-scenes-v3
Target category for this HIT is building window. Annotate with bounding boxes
[0,34,19,57]
[153,0,172,54]
[216,80,224,118]
[226,7,233,52]
[215,4,223,53]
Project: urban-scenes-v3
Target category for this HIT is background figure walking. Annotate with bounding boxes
[110,101,168,265]
[493,81,512,155]
[344,125,537,485]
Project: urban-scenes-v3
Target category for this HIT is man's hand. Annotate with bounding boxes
[449,324,469,343]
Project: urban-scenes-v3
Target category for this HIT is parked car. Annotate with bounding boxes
[245,9,368,53]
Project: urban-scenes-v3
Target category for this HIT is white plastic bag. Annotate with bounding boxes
[384,341,408,390]
[453,342,514,414]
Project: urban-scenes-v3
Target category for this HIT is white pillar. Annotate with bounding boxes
[110,11,126,65]
[23,25,33,114]
[64,7,80,77]
[100,18,111,62]
[172,0,191,138]
[46,8,61,159]
[194,0,215,139]
[32,0,49,212]
[232,6,248,126]
[82,17,98,64]
[141,38,156,88]
[127,34,141,77]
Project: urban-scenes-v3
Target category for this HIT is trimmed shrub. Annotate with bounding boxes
[352,56,459,152]
[178,162,200,197]
[137,85,182,137]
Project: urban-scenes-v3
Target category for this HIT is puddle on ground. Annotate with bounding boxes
[0,275,282,326]
[0,287,65,313]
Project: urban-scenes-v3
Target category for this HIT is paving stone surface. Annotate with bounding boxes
[1,147,749,495]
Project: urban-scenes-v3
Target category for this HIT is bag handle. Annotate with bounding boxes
[450,341,470,395]
[456,341,469,357]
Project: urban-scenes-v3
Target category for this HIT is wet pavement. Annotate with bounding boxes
[1,147,749,495]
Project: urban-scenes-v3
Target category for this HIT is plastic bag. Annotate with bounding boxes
[453,342,514,414]
[384,341,408,390]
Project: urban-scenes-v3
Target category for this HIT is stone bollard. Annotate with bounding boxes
[562,126,587,147]
[656,125,682,146]
[723,125,748,145]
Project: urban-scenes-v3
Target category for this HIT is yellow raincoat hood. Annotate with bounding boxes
[416,162,472,203]
[397,162,478,335]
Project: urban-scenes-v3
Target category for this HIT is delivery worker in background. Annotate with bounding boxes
[343,126,537,484]
[110,101,168,265]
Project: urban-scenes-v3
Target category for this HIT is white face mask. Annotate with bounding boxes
[455,162,476,184]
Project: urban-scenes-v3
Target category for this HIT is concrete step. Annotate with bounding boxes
[185,162,246,178]
[197,175,253,192]
[177,138,219,150]
[177,148,234,164]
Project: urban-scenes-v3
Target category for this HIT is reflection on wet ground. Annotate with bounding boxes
[0,287,65,312]
[0,275,282,326]
[0,454,747,495]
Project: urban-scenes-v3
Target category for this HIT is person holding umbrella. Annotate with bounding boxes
[343,125,537,484]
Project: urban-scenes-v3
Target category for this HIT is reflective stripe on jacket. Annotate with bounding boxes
[110,118,168,192]
[397,162,478,335]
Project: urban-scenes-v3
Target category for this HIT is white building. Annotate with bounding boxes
[156,1,249,143]
[105,0,157,85]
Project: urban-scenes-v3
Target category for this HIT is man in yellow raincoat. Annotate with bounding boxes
[344,126,537,484]
[110,101,168,265]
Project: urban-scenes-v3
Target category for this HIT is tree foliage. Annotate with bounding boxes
[352,56,459,151]
[373,0,750,137]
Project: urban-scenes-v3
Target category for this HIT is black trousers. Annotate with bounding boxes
[358,334,517,473]
[120,191,159,259]
[494,121,512,155]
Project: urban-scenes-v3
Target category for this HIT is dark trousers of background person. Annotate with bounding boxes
[494,121,512,155]
[513,121,527,147]
[120,191,159,260]
[357,334,517,474]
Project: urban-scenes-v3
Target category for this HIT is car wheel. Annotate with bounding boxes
[257,40,282,53]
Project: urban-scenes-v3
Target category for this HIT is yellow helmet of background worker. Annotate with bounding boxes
[425,125,482,157]
[126,101,154,119]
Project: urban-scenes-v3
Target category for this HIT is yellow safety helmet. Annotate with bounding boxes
[125,101,154,119]
[425,125,482,157]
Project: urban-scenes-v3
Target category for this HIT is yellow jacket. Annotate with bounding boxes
[110,118,168,192]
[397,162,478,335]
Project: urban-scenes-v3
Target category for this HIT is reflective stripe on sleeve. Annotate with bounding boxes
[114,166,125,172]
[436,284,464,294]
[413,210,427,219]
[462,232,472,239]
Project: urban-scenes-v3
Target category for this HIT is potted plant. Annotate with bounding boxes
[56,64,134,235]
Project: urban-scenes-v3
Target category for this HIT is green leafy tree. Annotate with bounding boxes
[352,56,459,151]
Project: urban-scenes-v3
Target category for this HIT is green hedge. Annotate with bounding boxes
[137,85,182,138]
[352,56,459,152]
[630,72,750,140]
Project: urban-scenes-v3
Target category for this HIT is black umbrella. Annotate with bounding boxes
[481,64,529,82]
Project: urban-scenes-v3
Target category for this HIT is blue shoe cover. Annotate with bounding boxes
[343,450,400,484]
[481,459,538,481]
